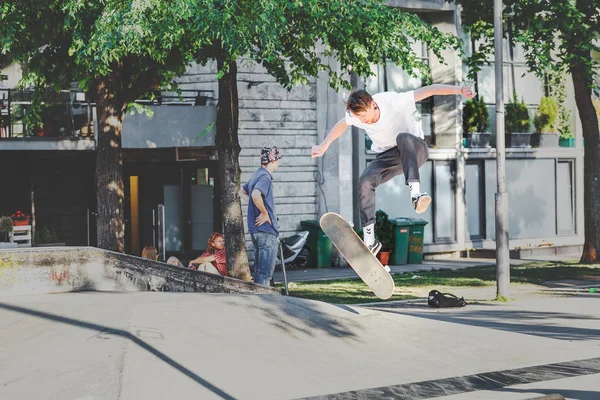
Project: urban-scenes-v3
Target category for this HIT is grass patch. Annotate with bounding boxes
[280,262,600,304]
[282,279,416,304]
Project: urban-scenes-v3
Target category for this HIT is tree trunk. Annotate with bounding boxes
[216,56,252,281]
[572,61,600,263]
[95,75,127,253]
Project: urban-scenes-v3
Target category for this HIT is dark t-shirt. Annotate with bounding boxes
[243,167,279,235]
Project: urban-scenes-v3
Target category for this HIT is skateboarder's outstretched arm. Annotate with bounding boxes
[413,84,476,102]
[311,118,348,158]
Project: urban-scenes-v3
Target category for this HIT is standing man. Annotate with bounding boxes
[311,84,475,255]
[239,146,281,285]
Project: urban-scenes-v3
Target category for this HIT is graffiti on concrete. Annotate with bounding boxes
[0,258,20,285]
[51,265,71,284]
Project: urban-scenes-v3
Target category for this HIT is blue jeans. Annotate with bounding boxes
[250,232,279,286]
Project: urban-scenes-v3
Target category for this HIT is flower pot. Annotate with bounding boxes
[531,132,559,148]
[466,132,491,148]
[12,220,29,226]
[559,137,575,147]
[378,251,391,265]
[505,132,532,148]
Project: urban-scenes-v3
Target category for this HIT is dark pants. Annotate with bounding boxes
[359,133,429,227]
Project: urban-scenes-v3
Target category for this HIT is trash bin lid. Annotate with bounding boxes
[392,217,414,226]
[409,218,428,226]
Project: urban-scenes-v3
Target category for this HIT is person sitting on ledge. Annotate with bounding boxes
[166,256,184,267]
[141,246,159,261]
[188,232,228,276]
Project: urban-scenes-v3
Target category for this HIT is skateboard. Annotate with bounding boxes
[320,212,395,300]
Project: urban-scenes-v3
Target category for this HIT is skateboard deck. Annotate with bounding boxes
[320,212,395,299]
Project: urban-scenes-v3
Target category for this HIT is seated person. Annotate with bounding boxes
[188,232,228,276]
[166,256,184,267]
[141,246,159,261]
[139,246,168,291]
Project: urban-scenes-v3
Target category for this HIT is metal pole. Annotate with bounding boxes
[279,240,289,296]
[494,0,510,298]
[87,208,90,246]
[157,205,166,262]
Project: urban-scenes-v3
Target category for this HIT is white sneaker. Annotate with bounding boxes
[412,193,432,214]
[383,265,391,273]
[367,240,382,256]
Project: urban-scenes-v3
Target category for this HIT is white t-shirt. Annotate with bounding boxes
[345,91,424,153]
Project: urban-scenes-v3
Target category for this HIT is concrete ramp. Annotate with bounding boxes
[0,247,278,296]
[1,293,599,400]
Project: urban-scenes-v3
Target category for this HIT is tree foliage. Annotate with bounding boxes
[194,0,461,88]
[451,0,600,263]
[1,0,463,274]
[455,0,599,82]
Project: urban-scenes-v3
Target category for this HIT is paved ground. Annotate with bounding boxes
[2,254,598,400]
[1,286,599,399]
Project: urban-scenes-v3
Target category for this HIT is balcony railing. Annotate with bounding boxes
[0,88,214,140]
[0,89,94,139]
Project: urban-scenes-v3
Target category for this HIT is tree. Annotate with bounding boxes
[452,0,600,263]
[192,0,461,278]
[2,0,462,280]
[1,0,205,253]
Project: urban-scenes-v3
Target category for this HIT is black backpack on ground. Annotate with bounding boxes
[428,290,467,308]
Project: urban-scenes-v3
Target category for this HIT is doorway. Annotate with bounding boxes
[124,162,221,262]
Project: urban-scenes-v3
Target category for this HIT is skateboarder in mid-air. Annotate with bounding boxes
[311,84,475,256]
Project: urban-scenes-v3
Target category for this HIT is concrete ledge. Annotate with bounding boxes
[0,247,279,296]
[0,137,96,151]
[460,244,583,260]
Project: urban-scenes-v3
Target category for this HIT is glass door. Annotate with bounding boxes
[124,162,220,261]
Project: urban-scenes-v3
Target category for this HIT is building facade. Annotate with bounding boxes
[0,0,591,261]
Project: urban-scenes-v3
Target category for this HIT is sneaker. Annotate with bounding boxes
[412,193,432,214]
[383,265,391,273]
[367,240,382,256]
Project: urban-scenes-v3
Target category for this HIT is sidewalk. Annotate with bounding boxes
[273,254,579,284]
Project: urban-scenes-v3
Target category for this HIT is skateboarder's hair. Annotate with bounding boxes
[346,90,373,114]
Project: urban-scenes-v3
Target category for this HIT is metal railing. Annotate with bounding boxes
[0,88,215,139]
[0,89,93,139]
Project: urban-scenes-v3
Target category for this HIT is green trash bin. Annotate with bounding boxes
[300,220,333,268]
[391,218,412,265]
[407,218,428,264]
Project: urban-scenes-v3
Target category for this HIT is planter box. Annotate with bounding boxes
[531,132,559,148]
[506,132,532,148]
[559,137,575,147]
[466,132,492,148]
[12,220,30,226]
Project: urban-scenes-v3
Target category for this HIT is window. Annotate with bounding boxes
[363,41,432,151]
[473,39,544,134]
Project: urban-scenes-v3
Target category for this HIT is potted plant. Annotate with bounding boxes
[375,210,394,265]
[532,96,559,147]
[10,210,31,226]
[463,96,491,148]
[557,101,575,147]
[0,216,13,242]
[505,94,532,147]
[558,102,575,147]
